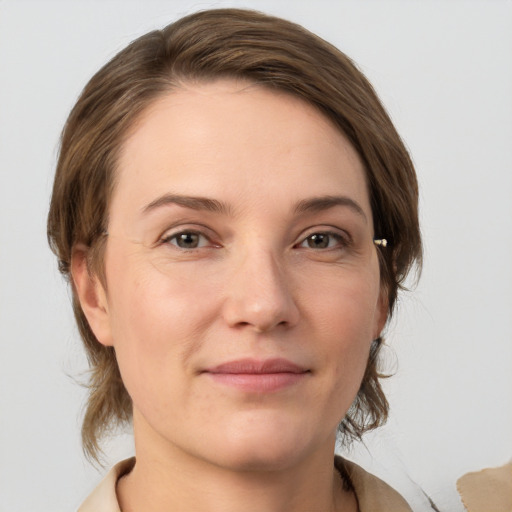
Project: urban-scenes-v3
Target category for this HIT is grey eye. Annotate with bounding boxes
[167,231,207,249]
[175,232,199,248]
[305,233,330,249]
[301,232,344,249]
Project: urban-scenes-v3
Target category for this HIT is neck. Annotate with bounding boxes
[117,415,357,512]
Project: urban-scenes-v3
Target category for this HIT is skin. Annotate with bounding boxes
[72,79,387,512]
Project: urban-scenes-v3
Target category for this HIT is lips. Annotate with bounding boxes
[206,358,307,374]
[202,358,309,393]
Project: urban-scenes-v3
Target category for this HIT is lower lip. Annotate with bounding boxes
[206,372,308,393]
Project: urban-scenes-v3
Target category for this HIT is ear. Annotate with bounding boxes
[71,244,113,346]
[373,287,389,340]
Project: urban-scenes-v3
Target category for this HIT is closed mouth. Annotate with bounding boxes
[204,358,309,375]
[202,358,310,393]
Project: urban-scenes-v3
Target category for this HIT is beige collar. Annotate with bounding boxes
[337,457,412,512]
[78,458,134,512]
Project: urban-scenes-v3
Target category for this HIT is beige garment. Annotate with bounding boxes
[78,456,412,512]
[78,458,134,512]
[339,458,412,511]
[457,462,512,512]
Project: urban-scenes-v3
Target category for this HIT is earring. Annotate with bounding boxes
[373,239,388,247]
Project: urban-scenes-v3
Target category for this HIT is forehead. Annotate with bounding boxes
[111,79,371,223]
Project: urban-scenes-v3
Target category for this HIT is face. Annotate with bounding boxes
[77,80,387,472]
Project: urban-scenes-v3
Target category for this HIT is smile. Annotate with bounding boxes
[202,358,310,393]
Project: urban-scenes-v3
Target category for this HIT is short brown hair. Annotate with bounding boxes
[47,8,422,462]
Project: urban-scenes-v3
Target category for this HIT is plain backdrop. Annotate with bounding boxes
[0,1,511,511]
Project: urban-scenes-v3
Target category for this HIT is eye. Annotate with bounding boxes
[162,230,211,249]
[297,232,347,250]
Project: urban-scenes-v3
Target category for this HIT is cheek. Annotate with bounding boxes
[303,269,380,387]
[106,246,213,342]
[305,268,380,340]
[103,254,219,407]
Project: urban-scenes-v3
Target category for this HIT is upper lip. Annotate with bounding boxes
[204,358,308,374]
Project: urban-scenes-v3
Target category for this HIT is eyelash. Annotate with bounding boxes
[160,228,350,252]
[160,229,216,250]
[294,231,350,251]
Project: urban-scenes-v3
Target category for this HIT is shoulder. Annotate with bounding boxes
[335,456,412,512]
[77,458,135,512]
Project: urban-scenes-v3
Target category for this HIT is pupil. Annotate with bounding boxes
[178,233,199,248]
[309,234,328,248]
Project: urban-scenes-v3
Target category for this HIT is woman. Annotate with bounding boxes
[48,8,422,511]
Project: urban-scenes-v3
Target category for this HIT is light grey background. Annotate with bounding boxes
[1,1,511,511]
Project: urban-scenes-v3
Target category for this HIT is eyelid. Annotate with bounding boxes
[295,226,352,247]
[159,224,220,248]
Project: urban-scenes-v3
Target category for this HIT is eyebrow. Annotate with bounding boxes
[141,193,367,222]
[294,195,367,223]
[142,194,231,215]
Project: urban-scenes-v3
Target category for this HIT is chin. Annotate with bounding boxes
[214,443,301,473]
[203,417,320,473]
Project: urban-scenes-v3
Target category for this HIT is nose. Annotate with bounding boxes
[221,248,300,333]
